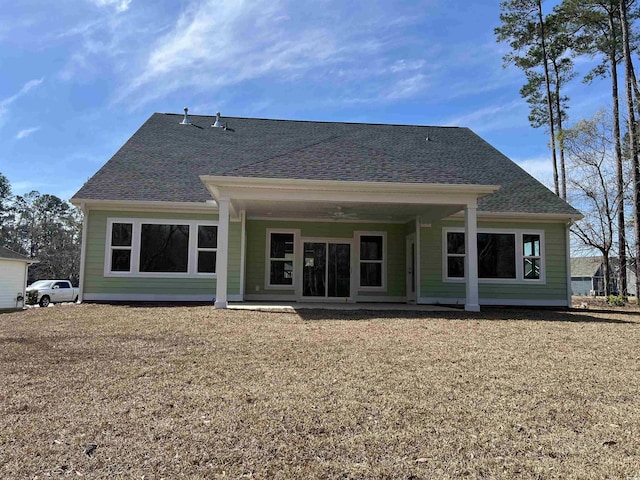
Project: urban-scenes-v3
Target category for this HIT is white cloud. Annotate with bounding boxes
[384,73,429,100]
[0,78,44,117]
[444,99,525,132]
[118,0,343,107]
[514,155,556,188]
[91,0,132,13]
[15,126,41,140]
[389,59,426,73]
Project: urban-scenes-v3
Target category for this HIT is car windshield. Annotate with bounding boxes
[29,280,53,289]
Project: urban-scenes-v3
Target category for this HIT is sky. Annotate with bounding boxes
[0,0,611,202]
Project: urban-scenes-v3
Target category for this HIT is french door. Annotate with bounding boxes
[302,242,351,298]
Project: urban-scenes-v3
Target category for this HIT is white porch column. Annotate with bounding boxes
[464,204,480,312]
[214,196,230,309]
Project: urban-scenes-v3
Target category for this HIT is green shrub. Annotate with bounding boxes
[607,295,626,307]
[25,290,39,305]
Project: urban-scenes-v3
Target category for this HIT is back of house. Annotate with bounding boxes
[71,111,581,310]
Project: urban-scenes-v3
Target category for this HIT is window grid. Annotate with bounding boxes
[267,231,295,288]
[105,219,218,277]
[358,233,385,289]
[443,229,545,283]
[523,234,541,280]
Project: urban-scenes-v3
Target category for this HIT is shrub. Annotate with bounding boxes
[25,290,39,305]
[607,295,626,307]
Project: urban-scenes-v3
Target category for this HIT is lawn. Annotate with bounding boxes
[1,304,639,479]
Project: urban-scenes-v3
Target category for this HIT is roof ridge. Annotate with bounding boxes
[160,112,463,129]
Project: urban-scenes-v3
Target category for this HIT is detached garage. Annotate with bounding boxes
[0,247,36,311]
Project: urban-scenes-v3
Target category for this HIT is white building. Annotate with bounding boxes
[0,247,36,310]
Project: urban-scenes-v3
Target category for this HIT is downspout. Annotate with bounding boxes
[21,262,29,309]
[415,216,421,303]
[565,221,572,308]
[78,202,89,303]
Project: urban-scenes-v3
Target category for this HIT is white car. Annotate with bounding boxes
[26,280,79,307]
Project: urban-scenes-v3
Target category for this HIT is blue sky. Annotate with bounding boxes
[0,0,610,201]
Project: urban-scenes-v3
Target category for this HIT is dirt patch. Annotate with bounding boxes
[1,304,639,479]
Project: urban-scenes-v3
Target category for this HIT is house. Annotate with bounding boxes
[70,110,582,311]
[571,256,637,296]
[0,246,36,310]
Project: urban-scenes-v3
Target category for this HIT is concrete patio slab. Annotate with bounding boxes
[228,302,459,313]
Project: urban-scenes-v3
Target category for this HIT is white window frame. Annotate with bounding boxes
[104,218,218,278]
[442,227,546,284]
[195,224,219,275]
[265,229,298,290]
[522,233,542,280]
[108,222,133,273]
[356,231,387,291]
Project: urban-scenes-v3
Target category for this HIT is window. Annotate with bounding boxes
[523,234,541,279]
[446,232,465,278]
[268,232,294,286]
[444,229,544,282]
[197,226,218,273]
[110,222,132,272]
[140,224,189,272]
[105,218,218,277]
[359,234,384,288]
[477,233,516,279]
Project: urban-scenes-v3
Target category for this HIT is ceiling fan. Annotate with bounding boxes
[329,206,358,221]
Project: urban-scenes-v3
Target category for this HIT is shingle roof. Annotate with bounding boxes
[72,113,580,215]
[0,246,32,262]
[570,257,602,277]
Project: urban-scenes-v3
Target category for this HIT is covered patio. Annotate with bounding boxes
[202,176,500,312]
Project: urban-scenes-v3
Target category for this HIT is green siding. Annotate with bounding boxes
[84,210,242,297]
[420,220,568,301]
[245,220,407,298]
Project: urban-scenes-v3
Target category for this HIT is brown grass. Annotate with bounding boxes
[1,304,639,479]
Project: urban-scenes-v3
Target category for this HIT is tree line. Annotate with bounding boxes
[496,0,640,300]
[0,172,82,285]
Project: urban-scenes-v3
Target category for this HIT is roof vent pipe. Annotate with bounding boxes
[180,107,191,125]
[212,111,222,128]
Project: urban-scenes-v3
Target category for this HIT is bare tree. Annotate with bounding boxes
[565,112,631,295]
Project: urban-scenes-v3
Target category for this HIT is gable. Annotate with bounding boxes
[72,112,580,217]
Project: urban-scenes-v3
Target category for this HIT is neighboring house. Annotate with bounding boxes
[571,256,637,296]
[70,110,582,311]
[0,247,36,310]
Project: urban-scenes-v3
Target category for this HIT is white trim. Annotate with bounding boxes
[104,217,219,278]
[415,217,421,300]
[464,206,480,312]
[78,203,88,303]
[248,215,406,224]
[442,227,547,284]
[201,175,500,195]
[84,293,243,302]
[242,294,408,303]
[201,176,498,210]
[447,211,582,222]
[265,229,299,290]
[406,233,417,303]
[300,236,355,300]
[565,223,572,308]
[214,197,230,308]
[70,198,220,213]
[244,293,298,302]
[418,297,570,307]
[355,231,387,292]
[0,256,37,264]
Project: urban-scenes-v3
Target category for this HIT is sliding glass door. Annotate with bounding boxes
[303,242,350,298]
